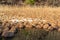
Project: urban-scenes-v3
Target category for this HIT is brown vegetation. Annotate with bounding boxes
[0,5,60,39]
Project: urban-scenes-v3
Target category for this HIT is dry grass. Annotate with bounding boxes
[0,5,60,27]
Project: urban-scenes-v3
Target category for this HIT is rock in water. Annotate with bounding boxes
[6,32,14,37]
[2,31,14,38]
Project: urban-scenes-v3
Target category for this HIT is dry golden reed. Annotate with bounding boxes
[0,5,60,28]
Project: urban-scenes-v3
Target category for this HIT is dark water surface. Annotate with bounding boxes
[0,29,60,40]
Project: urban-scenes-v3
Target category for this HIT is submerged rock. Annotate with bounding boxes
[2,31,15,38]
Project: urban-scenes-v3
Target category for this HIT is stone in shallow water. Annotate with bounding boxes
[2,31,15,38]
[6,32,14,37]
